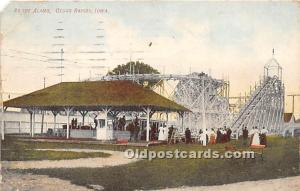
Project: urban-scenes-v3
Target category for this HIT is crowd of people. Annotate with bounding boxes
[126,116,140,141]
[113,116,126,131]
[242,126,268,147]
[184,126,268,147]
[184,127,232,145]
[68,118,93,130]
[111,115,268,147]
[113,115,173,142]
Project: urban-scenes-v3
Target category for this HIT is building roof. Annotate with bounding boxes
[4,80,189,112]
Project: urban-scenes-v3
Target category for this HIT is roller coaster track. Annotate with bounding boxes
[229,76,284,137]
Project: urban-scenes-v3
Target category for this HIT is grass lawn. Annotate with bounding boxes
[2,150,110,161]
[2,136,299,191]
[1,136,111,161]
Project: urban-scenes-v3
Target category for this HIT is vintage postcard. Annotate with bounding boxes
[0,1,299,191]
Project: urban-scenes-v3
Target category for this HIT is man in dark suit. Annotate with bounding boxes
[185,128,191,144]
[242,126,249,146]
[226,128,232,142]
[216,128,221,143]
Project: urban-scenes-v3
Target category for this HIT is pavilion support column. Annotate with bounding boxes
[143,107,151,142]
[79,111,88,126]
[54,113,57,131]
[166,112,169,142]
[166,112,169,126]
[102,108,110,129]
[51,111,59,135]
[178,111,184,132]
[1,107,5,140]
[27,108,35,137]
[148,110,156,131]
[32,109,36,137]
[64,107,73,139]
[28,110,33,137]
[41,110,45,134]
[109,111,119,130]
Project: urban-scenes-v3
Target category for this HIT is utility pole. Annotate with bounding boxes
[287,94,300,114]
[43,77,46,88]
[52,21,64,83]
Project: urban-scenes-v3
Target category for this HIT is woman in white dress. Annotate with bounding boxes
[158,125,165,141]
[251,127,260,145]
[199,129,207,146]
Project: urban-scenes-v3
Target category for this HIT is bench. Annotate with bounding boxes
[225,145,265,160]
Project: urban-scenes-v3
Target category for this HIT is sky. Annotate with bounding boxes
[1,1,300,117]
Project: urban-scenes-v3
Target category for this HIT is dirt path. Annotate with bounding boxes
[2,149,138,169]
[156,176,300,191]
[1,170,94,191]
[2,172,300,191]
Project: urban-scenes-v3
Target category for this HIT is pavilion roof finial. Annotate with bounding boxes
[272,48,275,56]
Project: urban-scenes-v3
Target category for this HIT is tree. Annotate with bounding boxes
[108,61,161,88]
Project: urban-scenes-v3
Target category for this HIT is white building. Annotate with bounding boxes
[282,113,300,137]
